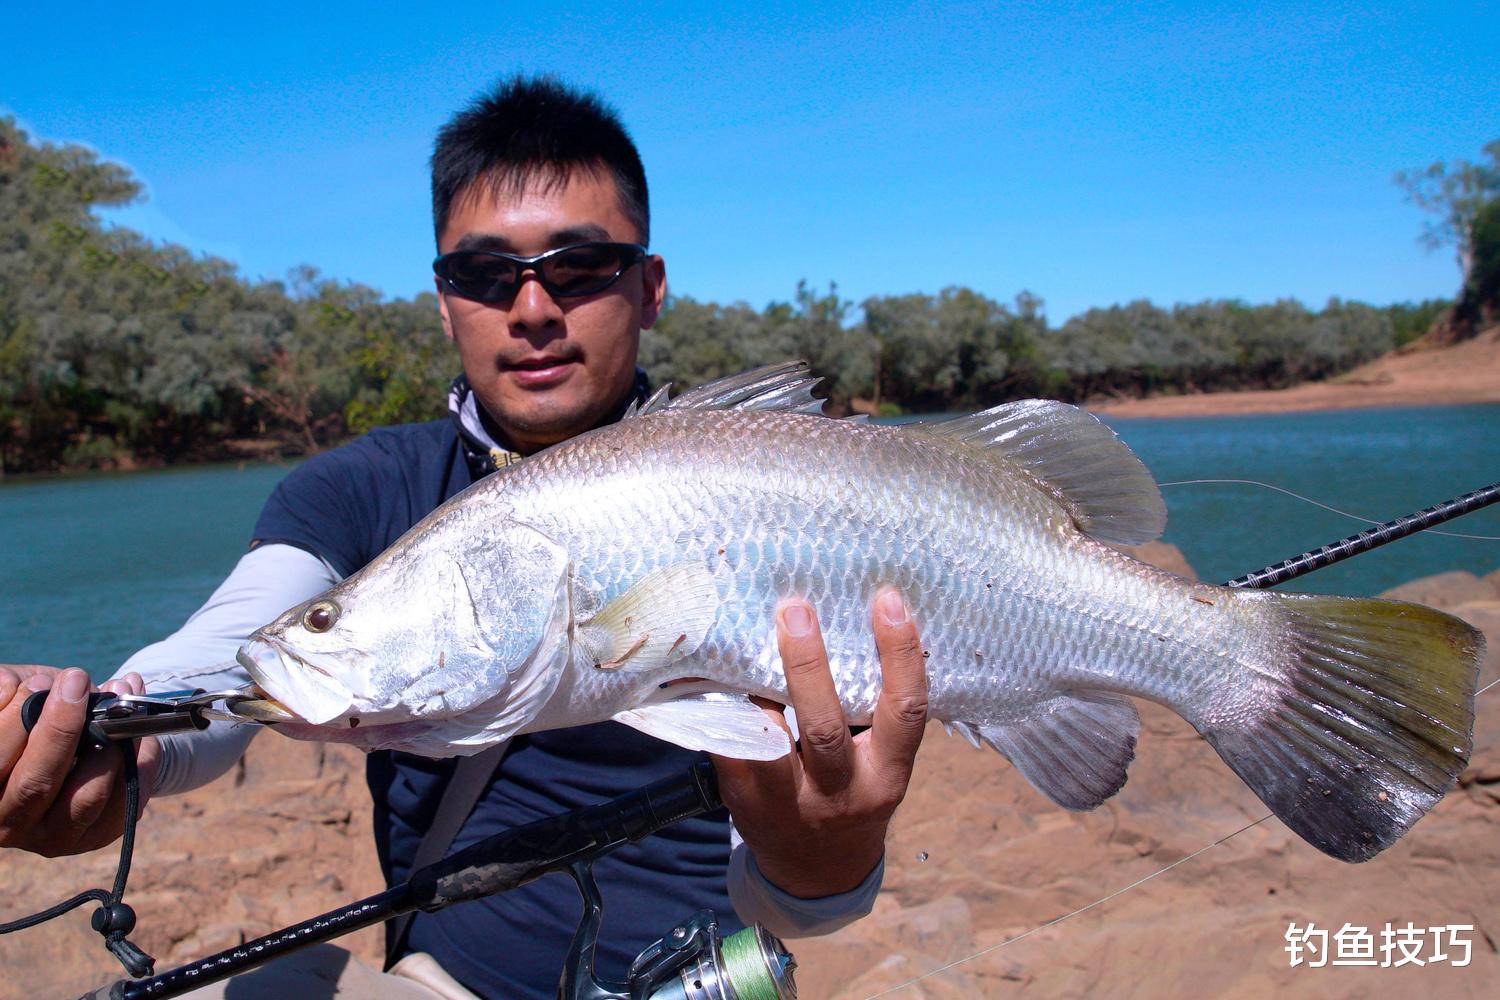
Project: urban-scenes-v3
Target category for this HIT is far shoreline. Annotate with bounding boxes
[1088,326,1500,420]
[6,328,1497,480]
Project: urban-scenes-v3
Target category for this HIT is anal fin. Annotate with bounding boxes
[957,692,1140,810]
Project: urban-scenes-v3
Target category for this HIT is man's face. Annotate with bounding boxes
[435,169,666,453]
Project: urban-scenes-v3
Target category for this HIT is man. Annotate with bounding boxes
[0,77,928,997]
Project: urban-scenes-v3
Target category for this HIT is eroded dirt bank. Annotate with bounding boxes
[1090,327,1500,420]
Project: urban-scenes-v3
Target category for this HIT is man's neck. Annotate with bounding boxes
[450,370,651,478]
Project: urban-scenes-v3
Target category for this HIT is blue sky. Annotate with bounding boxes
[2,2,1496,322]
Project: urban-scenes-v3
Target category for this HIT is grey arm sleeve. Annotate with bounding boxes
[112,543,339,796]
[725,828,884,938]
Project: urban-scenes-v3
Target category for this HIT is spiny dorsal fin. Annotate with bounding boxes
[912,399,1166,545]
[622,384,673,418]
[655,361,828,416]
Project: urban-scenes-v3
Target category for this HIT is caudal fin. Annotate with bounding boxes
[1201,593,1482,862]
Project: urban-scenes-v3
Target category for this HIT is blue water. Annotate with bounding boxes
[2,405,1497,681]
[1108,405,1500,596]
[1,462,295,679]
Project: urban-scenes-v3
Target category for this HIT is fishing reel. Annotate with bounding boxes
[561,861,796,1000]
[644,922,795,1000]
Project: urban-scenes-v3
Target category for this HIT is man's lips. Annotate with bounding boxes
[503,356,579,388]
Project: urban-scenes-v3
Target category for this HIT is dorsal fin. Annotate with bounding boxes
[645,361,828,416]
[912,399,1166,545]
[622,384,673,418]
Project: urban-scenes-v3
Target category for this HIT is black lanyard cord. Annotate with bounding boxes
[0,732,156,978]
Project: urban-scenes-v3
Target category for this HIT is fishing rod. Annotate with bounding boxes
[1224,479,1500,589]
[75,760,796,1000]
[18,479,1498,997]
[868,477,1500,999]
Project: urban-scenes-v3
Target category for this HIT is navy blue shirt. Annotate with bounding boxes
[253,420,739,998]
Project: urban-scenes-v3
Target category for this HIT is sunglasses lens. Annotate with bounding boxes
[541,245,634,296]
[442,255,520,301]
[437,244,642,302]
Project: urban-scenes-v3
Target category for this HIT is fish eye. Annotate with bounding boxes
[303,600,340,633]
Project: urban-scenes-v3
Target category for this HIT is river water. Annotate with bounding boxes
[2,404,1497,681]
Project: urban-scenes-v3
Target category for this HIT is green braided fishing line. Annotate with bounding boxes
[719,927,781,1000]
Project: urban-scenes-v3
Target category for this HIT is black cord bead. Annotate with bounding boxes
[91,901,137,936]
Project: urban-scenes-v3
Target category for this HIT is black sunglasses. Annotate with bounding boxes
[433,242,648,303]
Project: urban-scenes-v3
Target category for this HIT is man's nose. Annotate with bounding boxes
[509,271,564,329]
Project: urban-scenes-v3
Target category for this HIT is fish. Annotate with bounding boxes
[237,362,1484,862]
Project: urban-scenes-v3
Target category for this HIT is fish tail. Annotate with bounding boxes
[1199,593,1482,862]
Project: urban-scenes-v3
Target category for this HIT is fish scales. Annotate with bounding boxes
[494,408,1245,728]
[238,363,1482,862]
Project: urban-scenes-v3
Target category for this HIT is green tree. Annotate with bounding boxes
[1455,199,1500,328]
[344,292,453,433]
[1395,140,1500,281]
[639,294,765,389]
[758,282,867,407]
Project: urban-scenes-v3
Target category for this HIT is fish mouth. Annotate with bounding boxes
[236,633,353,726]
[222,687,299,724]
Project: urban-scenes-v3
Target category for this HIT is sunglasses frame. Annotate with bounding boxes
[433,241,648,304]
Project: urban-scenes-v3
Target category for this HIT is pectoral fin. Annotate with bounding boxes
[577,562,721,672]
[613,692,792,760]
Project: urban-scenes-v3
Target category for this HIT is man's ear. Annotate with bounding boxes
[639,254,667,330]
[435,277,457,342]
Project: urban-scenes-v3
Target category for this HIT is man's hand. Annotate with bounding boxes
[714,587,929,898]
[0,665,159,857]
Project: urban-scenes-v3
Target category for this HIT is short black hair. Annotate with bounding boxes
[430,76,650,246]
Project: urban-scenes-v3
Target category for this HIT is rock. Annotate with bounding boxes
[1117,541,1197,580]
[1379,570,1500,609]
[0,737,383,999]
[3,560,1497,998]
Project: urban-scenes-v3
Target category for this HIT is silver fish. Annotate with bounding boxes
[238,363,1483,862]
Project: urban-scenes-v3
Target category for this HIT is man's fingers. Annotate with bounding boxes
[712,699,797,800]
[0,669,89,827]
[0,673,53,781]
[0,665,62,689]
[61,735,159,856]
[55,743,123,844]
[776,598,854,792]
[0,671,20,714]
[868,588,929,780]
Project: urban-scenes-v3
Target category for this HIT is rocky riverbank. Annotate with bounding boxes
[1,547,1496,998]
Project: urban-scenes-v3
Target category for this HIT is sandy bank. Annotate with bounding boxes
[1090,326,1500,420]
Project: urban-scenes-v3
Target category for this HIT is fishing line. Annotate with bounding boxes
[1158,479,1500,541]
[867,674,1500,999]
[861,816,1273,999]
[869,479,1500,997]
